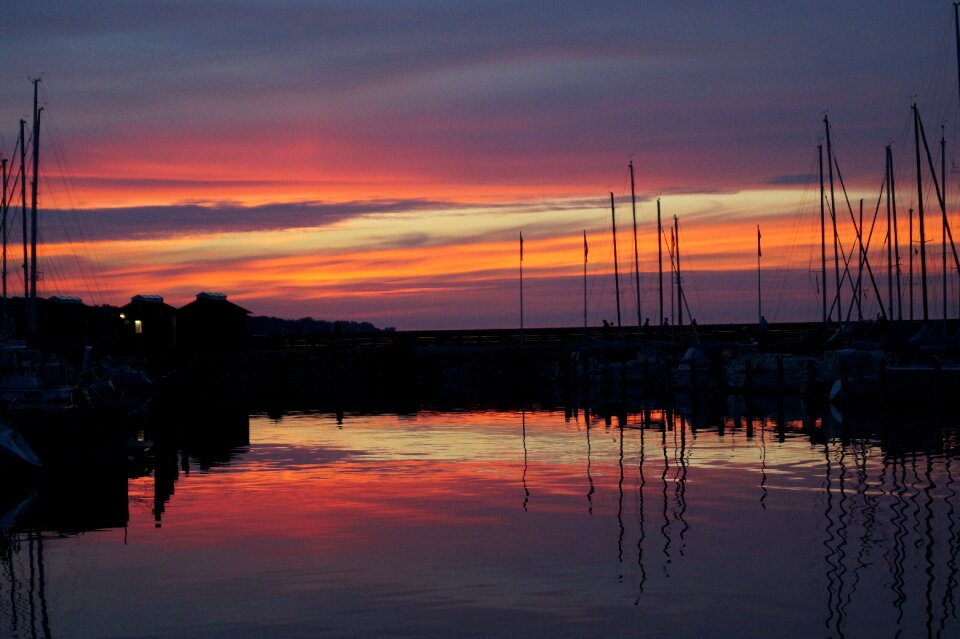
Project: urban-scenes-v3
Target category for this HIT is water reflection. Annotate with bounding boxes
[0,466,128,639]
[521,408,529,512]
[1,404,249,638]
[635,405,647,601]
[0,400,957,637]
[811,424,960,639]
[1,531,52,639]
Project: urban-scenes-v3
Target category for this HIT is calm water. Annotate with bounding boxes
[2,404,959,638]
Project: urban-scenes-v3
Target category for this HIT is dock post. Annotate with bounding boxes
[776,356,784,397]
[839,360,849,404]
[878,359,887,397]
[804,359,816,398]
[934,359,943,413]
[642,357,649,397]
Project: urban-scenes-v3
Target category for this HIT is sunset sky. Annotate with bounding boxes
[2,1,959,329]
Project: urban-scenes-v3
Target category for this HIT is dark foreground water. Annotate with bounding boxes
[2,404,959,638]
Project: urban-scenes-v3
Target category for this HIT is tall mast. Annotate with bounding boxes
[913,104,929,322]
[657,198,663,327]
[885,146,893,320]
[583,230,588,337]
[956,1,960,318]
[28,78,41,333]
[1,157,7,325]
[669,226,675,326]
[857,198,863,321]
[519,232,524,347]
[757,224,762,324]
[629,161,642,328]
[819,145,827,324]
[955,1,960,320]
[674,215,682,328]
[610,192,622,328]
[890,147,902,321]
[824,115,841,323]
[20,119,27,305]
[909,207,914,321]
[942,129,948,328]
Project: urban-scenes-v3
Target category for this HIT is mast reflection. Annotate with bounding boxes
[521,407,529,512]
[585,410,594,515]
[812,414,960,638]
[636,407,647,601]
[0,531,52,639]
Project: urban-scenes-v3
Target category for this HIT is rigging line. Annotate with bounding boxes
[833,153,887,320]
[1,135,23,188]
[658,224,695,323]
[847,169,890,320]
[44,170,105,304]
[1,162,22,207]
[586,210,613,326]
[917,114,960,278]
[862,171,887,258]
[42,108,108,305]
[49,148,104,296]
[827,219,858,321]
[773,147,821,320]
[39,176,100,302]
[831,161,872,322]
[33,217,72,298]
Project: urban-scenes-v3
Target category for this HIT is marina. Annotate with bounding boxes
[3,3,960,637]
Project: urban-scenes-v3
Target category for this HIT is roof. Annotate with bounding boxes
[180,292,251,315]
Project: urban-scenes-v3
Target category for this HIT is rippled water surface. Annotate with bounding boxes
[2,406,959,637]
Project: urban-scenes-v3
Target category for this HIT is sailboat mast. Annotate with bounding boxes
[890,147,902,321]
[913,104,930,322]
[610,192,622,328]
[657,198,663,327]
[757,224,762,324]
[857,198,863,321]
[669,226,675,326]
[20,119,27,304]
[955,1,960,320]
[885,146,894,320]
[519,231,524,348]
[28,78,41,332]
[943,130,948,327]
[1,157,7,324]
[824,116,841,323]
[674,215,682,328]
[909,207,914,321]
[819,145,827,324]
[629,161,641,328]
[583,230,588,337]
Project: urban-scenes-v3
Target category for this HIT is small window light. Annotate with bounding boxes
[135,320,143,335]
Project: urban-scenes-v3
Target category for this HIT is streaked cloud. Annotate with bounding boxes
[38,199,463,241]
[2,2,954,327]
